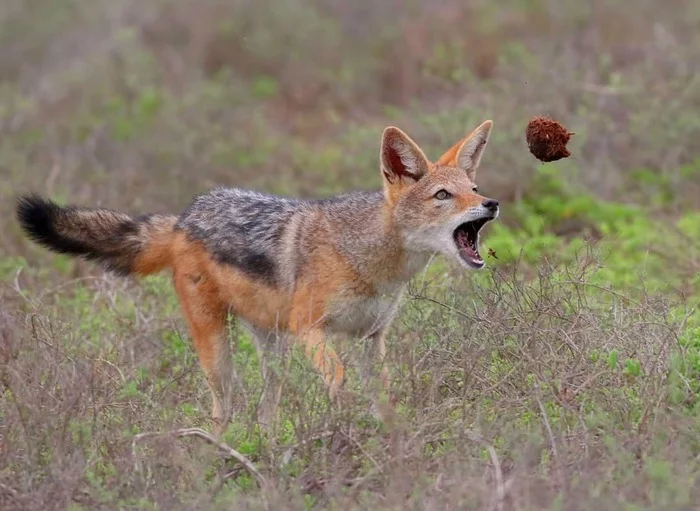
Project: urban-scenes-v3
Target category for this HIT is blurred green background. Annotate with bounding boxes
[2,1,700,509]
[3,0,700,287]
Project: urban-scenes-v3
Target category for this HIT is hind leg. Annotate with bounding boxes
[174,271,233,436]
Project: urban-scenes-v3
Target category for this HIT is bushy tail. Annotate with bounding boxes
[16,194,177,276]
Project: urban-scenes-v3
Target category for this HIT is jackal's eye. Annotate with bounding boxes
[471,186,479,193]
[434,189,451,200]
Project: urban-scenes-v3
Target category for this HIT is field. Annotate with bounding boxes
[2,1,700,509]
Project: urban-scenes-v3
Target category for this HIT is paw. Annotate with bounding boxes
[210,408,233,438]
[328,381,342,404]
[369,392,397,424]
[255,400,280,435]
[211,416,227,437]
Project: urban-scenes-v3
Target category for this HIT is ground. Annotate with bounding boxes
[1,1,700,509]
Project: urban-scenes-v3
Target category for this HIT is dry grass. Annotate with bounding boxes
[2,0,700,509]
[2,260,698,509]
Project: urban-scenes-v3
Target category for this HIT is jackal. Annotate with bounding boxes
[16,120,499,434]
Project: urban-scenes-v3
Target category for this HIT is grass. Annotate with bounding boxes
[2,0,700,509]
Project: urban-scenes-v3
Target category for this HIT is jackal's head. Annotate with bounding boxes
[380,120,499,269]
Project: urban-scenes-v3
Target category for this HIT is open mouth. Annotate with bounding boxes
[453,217,491,269]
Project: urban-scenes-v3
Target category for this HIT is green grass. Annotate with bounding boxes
[2,0,700,509]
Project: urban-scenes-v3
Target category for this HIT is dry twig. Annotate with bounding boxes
[133,427,267,487]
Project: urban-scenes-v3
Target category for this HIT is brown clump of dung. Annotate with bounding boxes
[525,116,574,162]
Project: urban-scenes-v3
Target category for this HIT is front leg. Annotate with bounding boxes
[360,328,391,399]
[289,277,346,402]
[297,327,345,401]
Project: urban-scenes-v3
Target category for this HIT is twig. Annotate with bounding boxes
[209,465,247,501]
[0,481,19,501]
[12,267,27,302]
[408,291,473,320]
[95,358,126,384]
[155,366,194,397]
[346,466,382,496]
[465,432,506,511]
[133,427,267,487]
[533,384,563,485]
[339,430,384,474]
[277,430,335,469]
[559,280,642,307]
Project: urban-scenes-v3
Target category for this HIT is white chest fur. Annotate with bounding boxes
[325,250,432,337]
[326,287,406,338]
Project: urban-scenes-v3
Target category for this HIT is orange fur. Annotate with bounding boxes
[436,139,463,167]
[132,217,177,274]
[167,233,363,410]
[383,162,438,206]
[170,233,292,329]
[168,235,231,433]
[286,243,374,396]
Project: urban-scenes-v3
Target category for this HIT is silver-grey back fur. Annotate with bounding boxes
[175,187,388,287]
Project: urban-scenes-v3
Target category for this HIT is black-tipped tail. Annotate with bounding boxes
[16,194,146,275]
[18,195,94,256]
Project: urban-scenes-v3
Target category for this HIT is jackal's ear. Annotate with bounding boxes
[380,127,430,184]
[438,120,493,179]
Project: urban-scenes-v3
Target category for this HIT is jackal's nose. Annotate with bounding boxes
[482,199,499,212]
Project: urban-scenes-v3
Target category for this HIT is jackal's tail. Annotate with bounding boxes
[16,194,177,276]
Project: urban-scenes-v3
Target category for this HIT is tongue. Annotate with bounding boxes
[458,230,483,264]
